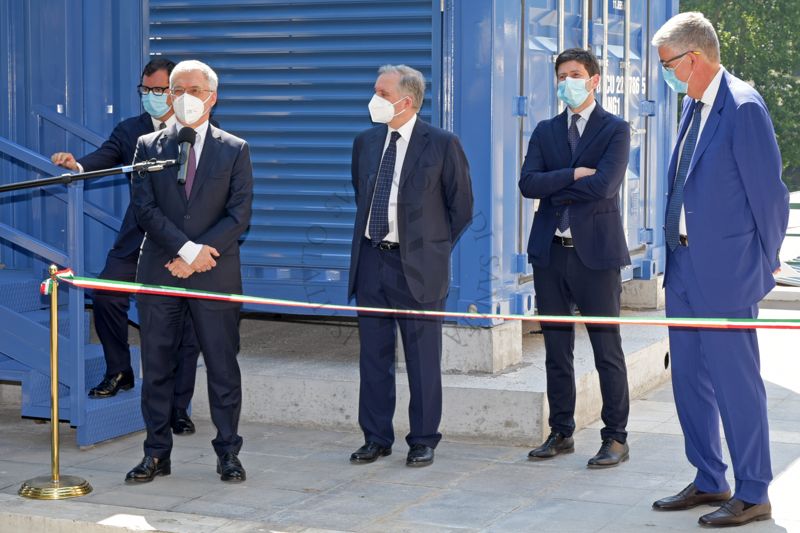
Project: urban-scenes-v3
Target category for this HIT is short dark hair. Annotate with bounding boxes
[142,57,176,78]
[555,48,601,77]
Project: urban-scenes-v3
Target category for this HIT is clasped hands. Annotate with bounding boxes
[165,245,220,279]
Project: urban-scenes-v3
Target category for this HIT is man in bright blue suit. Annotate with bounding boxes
[519,48,632,469]
[650,12,789,528]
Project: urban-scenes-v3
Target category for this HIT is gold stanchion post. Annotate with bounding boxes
[19,265,92,499]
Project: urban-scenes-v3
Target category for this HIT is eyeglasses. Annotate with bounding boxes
[660,50,700,71]
[170,87,214,98]
[137,84,169,96]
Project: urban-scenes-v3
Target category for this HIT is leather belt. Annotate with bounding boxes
[679,234,689,247]
[373,240,399,250]
[552,235,574,247]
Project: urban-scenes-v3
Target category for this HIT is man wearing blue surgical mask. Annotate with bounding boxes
[650,12,788,528]
[50,58,201,438]
[519,48,632,469]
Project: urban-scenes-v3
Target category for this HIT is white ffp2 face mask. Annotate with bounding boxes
[173,92,212,125]
[367,94,408,123]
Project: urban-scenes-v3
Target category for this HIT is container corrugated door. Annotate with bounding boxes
[148,0,436,305]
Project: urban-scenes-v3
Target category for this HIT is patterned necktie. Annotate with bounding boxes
[368,131,401,242]
[183,144,197,197]
[665,101,704,251]
[557,114,582,233]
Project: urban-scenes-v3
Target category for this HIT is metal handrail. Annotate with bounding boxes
[33,105,106,147]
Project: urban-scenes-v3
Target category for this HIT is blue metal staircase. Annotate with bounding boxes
[0,114,146,447]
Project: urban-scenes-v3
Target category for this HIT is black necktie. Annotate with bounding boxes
[558,114,581,233]
[665,101,704,250]
[368,131,401,242]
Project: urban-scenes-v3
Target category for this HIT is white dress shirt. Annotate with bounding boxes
[677,66,725,236]
[177,120,210,265]
[365,113,417,243]
[556,100,597,238]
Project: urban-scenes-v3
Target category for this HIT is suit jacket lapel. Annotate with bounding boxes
[553,110,571,168]
[156,125,186,206]
[687,74,728,179]
[570,105,607,165]
[362,125,388,208]
[399,119,430,186]
[666,97,695,193]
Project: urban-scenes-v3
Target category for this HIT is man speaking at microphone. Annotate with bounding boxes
[128,60,253,484]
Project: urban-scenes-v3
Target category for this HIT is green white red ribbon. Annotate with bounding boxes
[49,268,800,330]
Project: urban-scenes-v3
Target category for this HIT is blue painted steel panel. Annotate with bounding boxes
[148,0,438,311]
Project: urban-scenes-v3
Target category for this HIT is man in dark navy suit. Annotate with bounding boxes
[650,13,788,528]
[51,58,200,435]
[348,64,473,468]
[126,60,253,484]
[519,48,631,468]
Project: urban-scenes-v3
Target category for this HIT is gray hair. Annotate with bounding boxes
[652,12,720,64]
[170,60,219,91]
[378,64,425,110]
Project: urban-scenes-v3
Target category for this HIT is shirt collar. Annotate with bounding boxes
[698,65,725,108]
[151,114,177,131]
[390,113,417,141]
[567,100,596,123]
[192,120,210,146]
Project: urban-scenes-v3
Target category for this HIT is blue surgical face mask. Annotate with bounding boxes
[661,55,689,93]
[557,77,592,109]
[141,92,170,118]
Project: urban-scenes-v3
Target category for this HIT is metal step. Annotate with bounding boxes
[21,308,92,343]
[0,270,49,313]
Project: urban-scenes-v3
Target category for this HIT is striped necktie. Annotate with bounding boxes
[665,101,704,250]
[557,114,581,233]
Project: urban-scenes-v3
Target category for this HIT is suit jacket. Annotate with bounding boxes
[665,70,789,311]
[519,104,631,270]
[131,123,253,306]
[80,112,154,260]
[348,118,474,303]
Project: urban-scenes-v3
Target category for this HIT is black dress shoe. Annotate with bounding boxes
[125,456,170,483]
[350,442,392,464]
[528,431,574,460]
[653,482,732,511]
[217,452,246,482]
[406,444,434,467]
[171,408,195,435]
[89,369,134,398]
[698,498,771,527]
[587,438,629,468]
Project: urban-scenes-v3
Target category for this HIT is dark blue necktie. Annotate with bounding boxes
[665,101,704,251]
[558,114,581,233]
[368,131,401,243]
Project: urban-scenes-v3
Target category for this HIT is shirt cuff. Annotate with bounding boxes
[76,163,84,173]
[178,241,203,265]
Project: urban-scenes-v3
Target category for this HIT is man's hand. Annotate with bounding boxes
[51,152,79,171]
[165,258,194,279]
[574,167,596,180]
[190,245,220,273]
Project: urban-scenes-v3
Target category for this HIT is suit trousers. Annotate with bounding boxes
[665,246,771,504]
[93,254,199,409]
[138,294,243,458]
[355,239,444,449]
[532,241,629,442]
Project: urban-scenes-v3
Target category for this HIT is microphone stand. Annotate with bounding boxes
[0,158,179,194]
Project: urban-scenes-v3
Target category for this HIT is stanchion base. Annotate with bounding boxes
[19,475,92,500]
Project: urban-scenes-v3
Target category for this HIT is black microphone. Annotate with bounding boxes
[176,127,197,185]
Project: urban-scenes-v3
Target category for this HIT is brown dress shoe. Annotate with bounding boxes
[587,438,629,468]
[653,482,731,511]
[528,432,574,460]
[698,498,771,527]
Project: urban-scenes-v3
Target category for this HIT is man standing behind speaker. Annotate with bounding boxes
[127,60,253,483]
[50,58,200,436]
[348,65,473,468]
[519,48,631,468]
